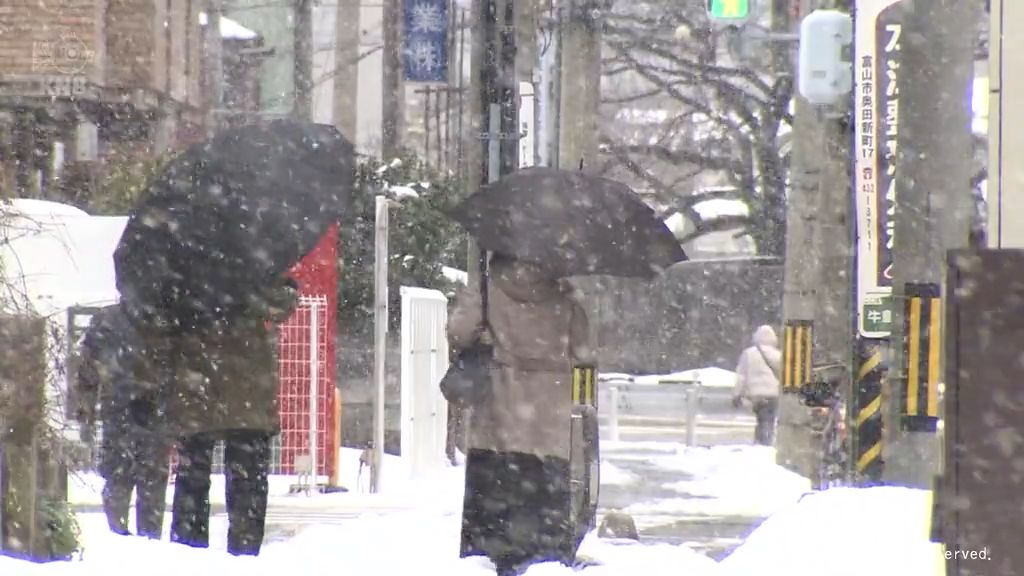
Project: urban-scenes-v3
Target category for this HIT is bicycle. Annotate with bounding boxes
[798,363,851,490]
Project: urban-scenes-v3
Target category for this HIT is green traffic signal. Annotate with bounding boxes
[708,0,750,19]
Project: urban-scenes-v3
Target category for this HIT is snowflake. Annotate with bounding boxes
[405,39,442,74]
[410,1,446,34]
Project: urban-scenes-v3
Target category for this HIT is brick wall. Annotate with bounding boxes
[105,0,159,90]
[0,0,202,107]
[0,0,104,80]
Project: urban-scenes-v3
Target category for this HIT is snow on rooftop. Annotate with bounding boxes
[221,16,259,40]
[0,200,127,317]
[6,198,90,217]
[693,198,749,220]
[198,12,259,40]
[442,266,468,285]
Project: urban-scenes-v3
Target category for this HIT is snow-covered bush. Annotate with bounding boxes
[338,151,463,335]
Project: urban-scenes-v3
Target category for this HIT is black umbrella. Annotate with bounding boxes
[114,120,355,329]
[448,167,687,278]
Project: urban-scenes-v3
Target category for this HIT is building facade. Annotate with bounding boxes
[0,0,208,204]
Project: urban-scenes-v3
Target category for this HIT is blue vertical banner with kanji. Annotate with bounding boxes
[403,0,449,83]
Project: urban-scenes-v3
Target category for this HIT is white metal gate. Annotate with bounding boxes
[399,286,449,482]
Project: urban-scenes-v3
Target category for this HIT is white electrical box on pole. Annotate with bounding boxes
[797,10,852,106]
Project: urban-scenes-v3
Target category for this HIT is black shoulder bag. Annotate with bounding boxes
[439,262,494,408]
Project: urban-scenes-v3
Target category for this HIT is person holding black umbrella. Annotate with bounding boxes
[166,276,299,556]
[447,252,594,576]
[444,167,687,574]
[111,120,353,556]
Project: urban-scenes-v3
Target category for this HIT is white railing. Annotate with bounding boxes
[399,286,450,482]
[598,375,703,446]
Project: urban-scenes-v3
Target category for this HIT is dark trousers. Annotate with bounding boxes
[461,449,576,576]
[752,397,779,446]
[170,430,271,556]
[100,428,172,539]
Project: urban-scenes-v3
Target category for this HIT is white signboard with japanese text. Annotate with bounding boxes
[854,0,906,337]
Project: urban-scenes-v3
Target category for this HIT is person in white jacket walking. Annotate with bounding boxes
[733,325,783,446]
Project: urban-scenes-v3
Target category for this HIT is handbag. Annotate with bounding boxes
[439,262,494,408]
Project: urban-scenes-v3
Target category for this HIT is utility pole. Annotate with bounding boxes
[333,0,361,140]
[466,0,518,280]
[371,195,390,493]
[989,0,1024,249]
[382,0,404,158]
[204,0,225,134]
[776,0,845,484]
[882,0,977,488]
[556,0,601,171]
[989,2,1024,249]
[294,0,314,121]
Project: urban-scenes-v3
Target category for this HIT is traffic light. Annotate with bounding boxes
[707,0,751,21]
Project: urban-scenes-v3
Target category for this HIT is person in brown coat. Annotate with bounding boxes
[166,276,299,556]
[447,253,594,576]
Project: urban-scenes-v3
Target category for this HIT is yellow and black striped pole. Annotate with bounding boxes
[901,283,941,432]
[572,365,597,408]
[782,320,813,392]
[854,339,886,483]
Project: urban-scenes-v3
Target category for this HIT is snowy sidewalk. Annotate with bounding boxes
[69,448,463,542]
[599,442,810,558]
[7,475,944,576]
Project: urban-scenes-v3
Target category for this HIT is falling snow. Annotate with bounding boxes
[410,2,447,34]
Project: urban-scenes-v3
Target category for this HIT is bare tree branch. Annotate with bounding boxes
[677,214,753,244]
[605,143,743,174]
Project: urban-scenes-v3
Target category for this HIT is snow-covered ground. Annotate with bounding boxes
[604,444,811,519]
[718,486,944,576]
[69,448,463,514]
[4,443,942,576]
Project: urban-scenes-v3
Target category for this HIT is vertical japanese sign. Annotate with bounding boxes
[403,0,450,83]
[854,0,906,337]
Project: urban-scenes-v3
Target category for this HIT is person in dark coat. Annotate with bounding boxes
[74,302,172,539]
[447,254,594,576]
[166,276,299,556]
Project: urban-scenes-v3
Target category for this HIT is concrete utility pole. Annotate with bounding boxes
[294,0,314,121]
[382,0,404,158]
[882,0,977,488]
[777,0,856,484]
[371,195,390,493]
[333,0,361,140]
[204,0,225,134]
[556,0,601,172]
[988,1,1024,248]
[466,0,518,281]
